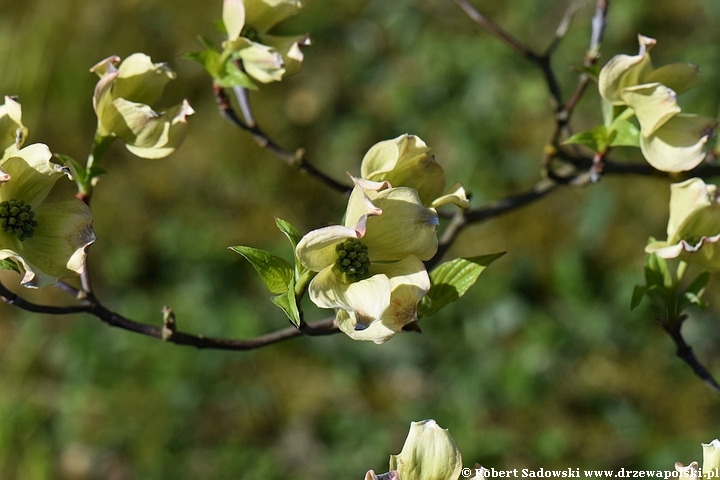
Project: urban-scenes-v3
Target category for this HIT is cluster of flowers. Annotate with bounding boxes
[597,36,720,272]
[0,51,191,288]
[295,134,469,344]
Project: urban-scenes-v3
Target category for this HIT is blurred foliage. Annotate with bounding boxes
[2,0,720,478]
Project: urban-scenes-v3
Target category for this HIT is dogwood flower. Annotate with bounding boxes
[222,0,310,83]
[645,178,720,271]
[389,420,463,480]
[91,53,194,159]
[361,134,469,209]
[0,96,28,161]
[598,35,717,172]
[0,144,95,287]
[295,178,437,344]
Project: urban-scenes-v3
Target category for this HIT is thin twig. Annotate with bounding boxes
[560,0,609,122]
[544,3,581,57]
[453,0,565,119]
[214,85,352,195]
[453,0,537,60]
[466,178,558,223]
[0,280,340,351]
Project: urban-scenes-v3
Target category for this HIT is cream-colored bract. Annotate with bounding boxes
[361,134,470,208]
[598,35,715,172]
[703,439,720,477]
[295,178,437,344]
[222,0,309,83]
[0,96,29,161]
[0,144,96,288]
[91,53,194,159]
[646,178,720,271]
[389,419,463,480]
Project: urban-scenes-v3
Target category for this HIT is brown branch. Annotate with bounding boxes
[0,280,340,351]
[214,85,352,195]
[453,0,563,109]
[560,0,609,123]
[660,315,720,395]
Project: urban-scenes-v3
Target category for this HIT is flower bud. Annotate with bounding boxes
[389,419,462,480]
[703,439,720,479]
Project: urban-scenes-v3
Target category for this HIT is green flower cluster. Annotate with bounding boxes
[0,199,38,241]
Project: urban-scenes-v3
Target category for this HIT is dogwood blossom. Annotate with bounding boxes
[0,144,95,287]
[91,53,194,159]
[598,35,717,172]
[646,178,720,271]
[222,0,310,83]
[295,178,437,343]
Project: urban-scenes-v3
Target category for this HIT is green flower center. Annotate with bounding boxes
[335,238,371,282]
[240,26,261,43]
[0,199,38,241]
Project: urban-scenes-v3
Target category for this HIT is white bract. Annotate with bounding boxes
[598,35,717,172]
[91,53,194,159]
[646,178,720,271]
[222,0,310,83]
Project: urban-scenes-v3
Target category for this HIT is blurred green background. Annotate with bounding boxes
[2,0,720,478]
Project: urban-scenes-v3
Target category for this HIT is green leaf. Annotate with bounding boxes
[564,125,609,153]
[230,246,293,294]
[0,258,20,274]
[275,218,302,249]
[418,252,505,318]
[55,153,87,185]
[678,271,710,312]
[216,60,257,90]
[184,45,224,79]
[609,118,640,148]
[213,19,228,36]
[87,165,107,180]
[572,64,600,80]
[644,249,672,289]
[630,285,647,311]
[682,291,708,311]
[271,279,301,326]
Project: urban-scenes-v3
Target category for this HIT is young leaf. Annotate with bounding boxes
[609,118,640,148]
[571,64,600,80]
[630,285,647,311]
[418,252,505,318]
[271,279,301,326]
[230,246,293,294]
[184,45,223,79]
[644,250,672,289]
[275,218,302,249]
[217,60,257,90]
[564,125,609,153]
[678,271,711,312]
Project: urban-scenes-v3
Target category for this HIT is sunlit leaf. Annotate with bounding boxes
[418,253,504,317]
[230,246,293,294]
